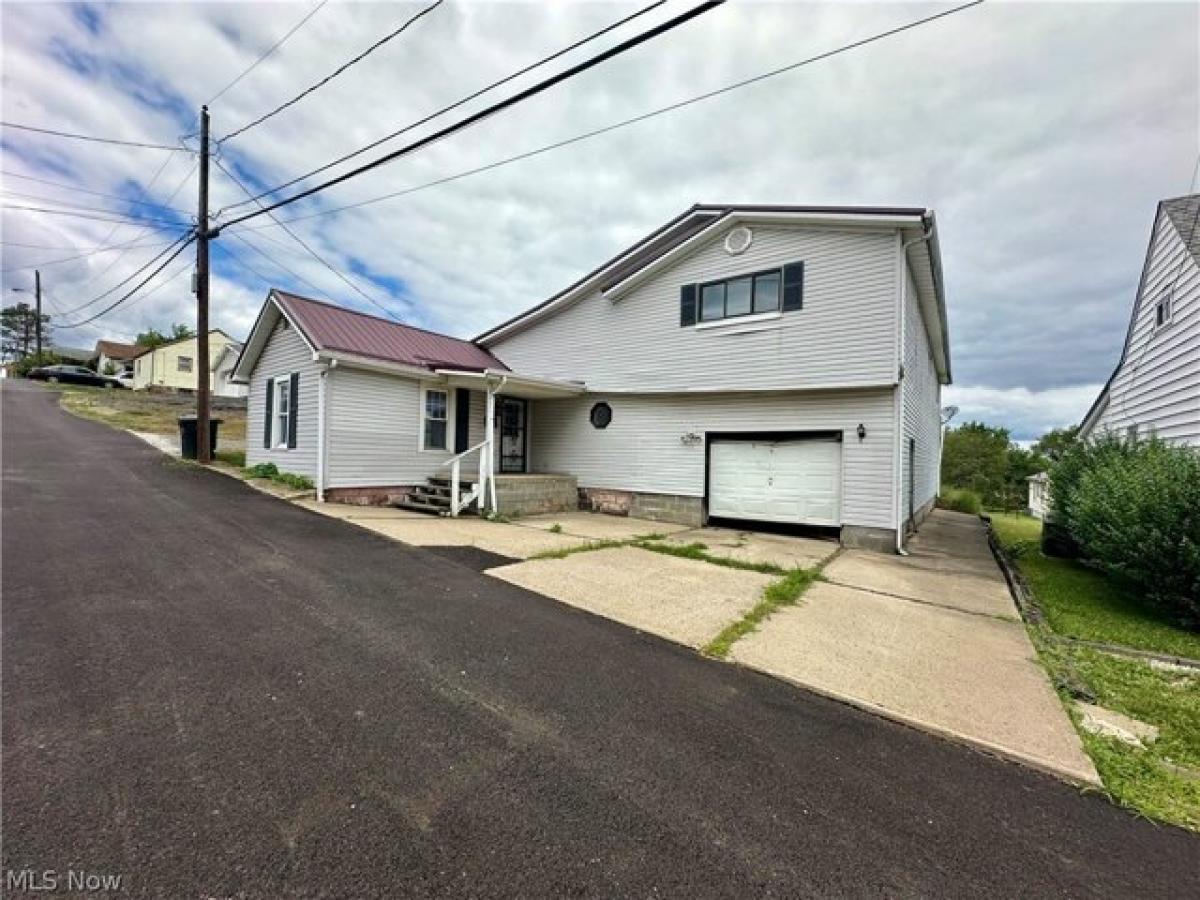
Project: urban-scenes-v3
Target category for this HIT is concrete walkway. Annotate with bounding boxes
[730,510,1099,785]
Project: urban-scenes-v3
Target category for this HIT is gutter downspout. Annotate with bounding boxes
[894,214,936,555]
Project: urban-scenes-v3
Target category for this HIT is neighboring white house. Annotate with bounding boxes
[93,339,143,375]
[1027,472,1049,520]
[233,204,951,551]
[131,330,244,397]
[212,342,248,398]
[1078,194,1200,445]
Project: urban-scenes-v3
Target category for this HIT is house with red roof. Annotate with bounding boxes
[232,204,951,550]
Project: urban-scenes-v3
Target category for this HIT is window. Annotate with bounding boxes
[1126,423,1138,443]
[698,269,781,322]
[423,389,448,450]
[275,378,291,448]
[1155,292,1173,329]
[178,356,194,373]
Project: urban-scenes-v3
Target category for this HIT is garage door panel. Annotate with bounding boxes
[709,438,841,527]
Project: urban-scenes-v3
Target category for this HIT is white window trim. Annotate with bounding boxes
[273,374,294,450]
[419,384,454,453]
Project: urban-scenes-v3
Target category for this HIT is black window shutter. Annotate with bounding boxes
[454,388,470,453]
[782,262,804,311]
[680,284,697,326]
[263,377,274,448]
[287,372,300,449]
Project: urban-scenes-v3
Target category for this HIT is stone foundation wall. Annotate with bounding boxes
[324,485,412,506]
[578,487,633,516]
[496,475,578,517]
[629,492,704,527]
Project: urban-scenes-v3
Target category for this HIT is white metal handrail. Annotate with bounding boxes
[440,438,490,516]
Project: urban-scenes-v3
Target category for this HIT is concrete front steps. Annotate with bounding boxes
[394,475,479,516]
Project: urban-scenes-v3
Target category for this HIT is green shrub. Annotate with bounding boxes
[244,462,279,479]
[1050,434,1136,532]
[938,486,982,515]
[1066,439,1200,626]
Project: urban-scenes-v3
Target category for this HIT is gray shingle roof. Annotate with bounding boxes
[1161,193,1200,267]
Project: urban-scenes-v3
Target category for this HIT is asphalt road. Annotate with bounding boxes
[3,380,1196,898]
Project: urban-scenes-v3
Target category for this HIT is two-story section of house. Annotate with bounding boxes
[233,204,951,552]
[1079,194,1200,446]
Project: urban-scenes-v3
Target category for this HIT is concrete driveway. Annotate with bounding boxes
[730,511,1099,784]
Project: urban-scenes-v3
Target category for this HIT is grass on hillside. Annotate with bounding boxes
[989,513,1200,660]
[52,384,247,450]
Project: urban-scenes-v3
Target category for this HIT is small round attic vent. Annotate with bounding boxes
[724,226,753,255]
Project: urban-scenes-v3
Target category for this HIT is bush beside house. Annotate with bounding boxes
[1051,436,1199,627]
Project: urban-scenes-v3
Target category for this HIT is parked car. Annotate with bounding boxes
[27,364,124,388]
[115,371,135,389]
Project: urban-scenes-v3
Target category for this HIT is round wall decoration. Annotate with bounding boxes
[589,402,613,429]
[724,226,753,255]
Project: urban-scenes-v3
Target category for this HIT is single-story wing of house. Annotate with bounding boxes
[232,203,951,551]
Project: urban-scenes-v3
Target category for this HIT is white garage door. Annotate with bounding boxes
[709,438,841,527]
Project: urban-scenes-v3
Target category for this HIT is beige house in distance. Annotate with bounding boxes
[132,329,243,396]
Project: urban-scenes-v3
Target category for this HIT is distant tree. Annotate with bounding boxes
[101,360,118,376]
[135,323,194,348]
[941,422,1011,503]
[0,303,53,360]
[1032,426,1079,462]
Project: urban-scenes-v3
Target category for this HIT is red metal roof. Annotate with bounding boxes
[274,291,505,373]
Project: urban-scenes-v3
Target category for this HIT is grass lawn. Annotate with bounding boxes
[49,384,246,451]
[989,513,1200,660]
[989,511,1200,831]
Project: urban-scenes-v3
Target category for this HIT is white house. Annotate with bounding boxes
[233,204,951,551]
[1027,472,1049,520]
[1078,194,1200,445]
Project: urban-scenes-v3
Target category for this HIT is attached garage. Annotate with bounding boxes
[708,435,842,527]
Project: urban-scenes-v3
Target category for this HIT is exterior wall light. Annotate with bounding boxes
[856,423,867,441]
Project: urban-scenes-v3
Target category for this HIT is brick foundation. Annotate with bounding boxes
[323,485,413,506]
[577,487,704,527]
[578,487,633,516]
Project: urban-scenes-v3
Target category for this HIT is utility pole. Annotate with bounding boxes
[195,105,212,464]
[34,269,42,358]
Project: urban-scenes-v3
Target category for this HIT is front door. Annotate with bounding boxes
[498,397,527,473]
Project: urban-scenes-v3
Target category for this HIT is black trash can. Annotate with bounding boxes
[178,415,222,460]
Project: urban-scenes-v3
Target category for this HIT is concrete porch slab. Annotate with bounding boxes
[518,511,693,541]
[730,582,1099,785]
[488,547,773,648]
[823,551,1020,620]
[668,526,838,571]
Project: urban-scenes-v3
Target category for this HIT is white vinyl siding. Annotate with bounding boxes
[246,322,320,477]
[325,371,483,488]
[1088,210,1200,446]
[526,388,897,530]
[487,225,899,392]
[901,264,943,521]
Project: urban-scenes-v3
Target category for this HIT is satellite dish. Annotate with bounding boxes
[940,405,960,425]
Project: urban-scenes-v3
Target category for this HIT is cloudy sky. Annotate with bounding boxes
[1,1,1196,439]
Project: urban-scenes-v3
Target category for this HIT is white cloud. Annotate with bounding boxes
[1,0,1195,430]
[944,382,1103,441]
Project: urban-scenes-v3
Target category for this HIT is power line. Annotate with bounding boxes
[55,231,196,318]
[0,170,192,213]
[220,0,725,228]
[0,188,191,220]
[213,157,402,320]
[220,0,445,142]
[54,235,196,328]
[0,235,177,252]
[216,0,667,214]
[77,157,198,292]
[224,229,333,300]
[208,0,330,105]
[1,234,182,273]
[1,204,185,228]
[0,121,186,152]
[227,0,983,235]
